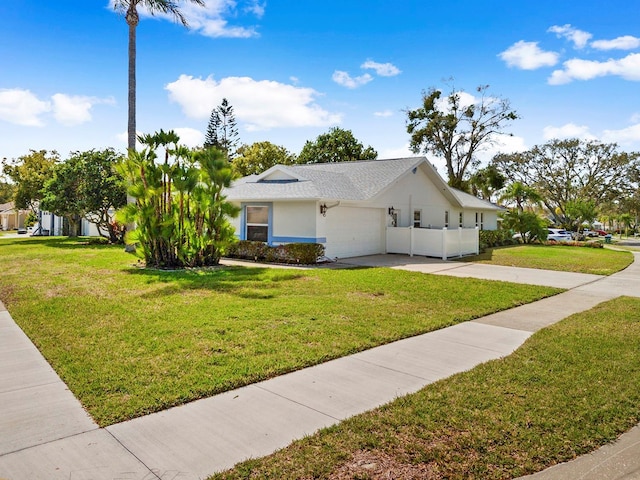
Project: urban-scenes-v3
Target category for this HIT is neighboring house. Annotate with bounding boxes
[0,202,28,231]
[225,157,503,260]
[35,211,102,237]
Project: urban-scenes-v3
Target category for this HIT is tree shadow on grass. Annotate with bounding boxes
[124,264,308,299]
[0,236,113,250]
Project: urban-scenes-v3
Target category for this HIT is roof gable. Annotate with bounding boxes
[255,165,304,183]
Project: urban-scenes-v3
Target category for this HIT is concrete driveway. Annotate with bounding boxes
[337,253,603,289]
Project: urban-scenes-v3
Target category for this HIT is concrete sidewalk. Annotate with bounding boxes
[1,254,639,479]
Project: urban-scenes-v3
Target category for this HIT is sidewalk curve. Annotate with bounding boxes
[0,253,639,480]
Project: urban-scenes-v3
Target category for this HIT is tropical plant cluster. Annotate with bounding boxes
[226,240,325,264]
[117,130,239,268]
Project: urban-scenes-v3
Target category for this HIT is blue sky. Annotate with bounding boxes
[2,0,640,174]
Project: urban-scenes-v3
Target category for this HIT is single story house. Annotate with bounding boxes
[0,202,28,231]
[225,157,503,260]
[36,210,102,237]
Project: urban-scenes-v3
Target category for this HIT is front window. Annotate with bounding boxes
[459,212,464,227]
[444,210,449,228]
[413,210,422,228]
[246,206,269,242]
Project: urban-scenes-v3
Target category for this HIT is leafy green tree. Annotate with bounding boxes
[113,0,204,151]
[117,130,239,268]
[501,210,548,244]
[233,141,297,176]
[565,199,597,232]
[2,150,59,213]
[41,157,86,237]
[0,179,15,204]
[24,211,37,228]
[298,127,377,164]
[204,98,240,160]
[406,84,518,190]
[499,181,543,213]
[77,149,128,243]
[494,139,639,226]
[469,164,505,201]
[41,149,128,241]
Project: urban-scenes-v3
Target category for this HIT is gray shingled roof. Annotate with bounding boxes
[449,188,506,211]
[226,157,423,201]
[225,157,501,211]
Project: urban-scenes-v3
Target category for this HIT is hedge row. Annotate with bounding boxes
[226,240,325,264]
[479,229,518,250]
[546,240,604,248]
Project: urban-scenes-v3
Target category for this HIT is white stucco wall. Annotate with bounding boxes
[371,167,454,228]
[272,201,317,242]
[370,166,499,230]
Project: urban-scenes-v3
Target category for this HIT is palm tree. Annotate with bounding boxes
[113,0,204,152]
[499,181,542,212]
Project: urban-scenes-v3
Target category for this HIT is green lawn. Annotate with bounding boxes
[461,244,633,275]
[0,237,560,426]
[212,297,640,480]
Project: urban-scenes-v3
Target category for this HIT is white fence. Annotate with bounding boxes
[386,226,479,260]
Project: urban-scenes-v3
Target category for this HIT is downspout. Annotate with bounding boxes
[409,194,413,256]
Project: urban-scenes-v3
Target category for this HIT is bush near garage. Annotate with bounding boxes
[479,229,517,250]
[226,240,325,264]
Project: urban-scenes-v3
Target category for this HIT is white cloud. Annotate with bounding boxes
[244,0,266,18]
[0,88,51,126]
[379,143,417,160]
[542,123,597,141]
[109,0,261,38]
[52,94,113,126]
[499,41,559,70]
[489,134,528,155]
[434,90,477,113]
[602,123,640,145]
[374,110,394,117]
[332,70,373,89]
[548,24,592,49]
[361,60,401,77]
[592,35,640,51]
[548,52,640,84]
[173,127,205,148]
[165,74,342,130]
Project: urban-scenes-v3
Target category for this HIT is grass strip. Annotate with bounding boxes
[461,244,632,275]
[212,296,640,480]
[0,237,560,426]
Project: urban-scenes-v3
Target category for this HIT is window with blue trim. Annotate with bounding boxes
[246,206,269,242]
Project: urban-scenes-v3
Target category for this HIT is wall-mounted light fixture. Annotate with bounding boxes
[388,206,396,216]
[320,204,328,216]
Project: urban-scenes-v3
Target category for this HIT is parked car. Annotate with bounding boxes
[513,228,572,243]
[547,228,573,242]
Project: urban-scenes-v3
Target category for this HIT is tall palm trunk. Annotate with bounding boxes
[126,4,139,152]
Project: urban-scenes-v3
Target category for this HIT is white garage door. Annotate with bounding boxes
[325,207,385,259]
